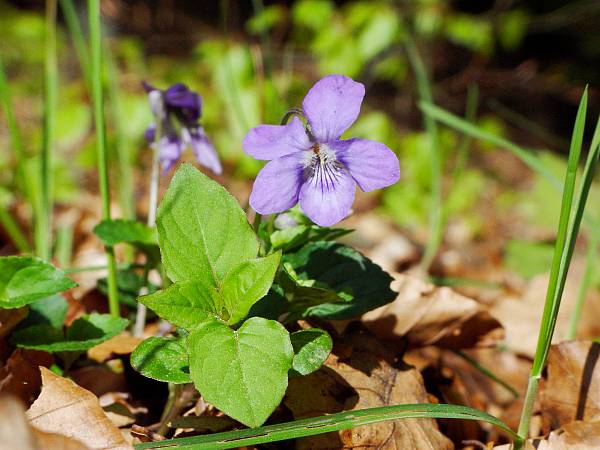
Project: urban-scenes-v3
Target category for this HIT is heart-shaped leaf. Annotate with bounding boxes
[188,317,293,427]
[0,256,76,308]
[283,242,395,319]
[131,335,191,384]
[11,313,129,352]
[221,252,281,325]
[290,328,332,376]
[157,164,258,285]
[139,278,222,330]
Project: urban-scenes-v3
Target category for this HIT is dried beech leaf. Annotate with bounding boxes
[362,273,502,348]
[0,349,53,402]
[540,341,600,431]
[87,333,142,363]
[0,307,28,339]
[284,326,453,449]
[0,395,87,450]
[26,367,132,450]
[495,421,600,450]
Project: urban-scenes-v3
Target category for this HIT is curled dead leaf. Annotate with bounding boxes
[540,340,600,432]
[26,367,132,450]
[0,349,53,403]
[284,325,453,449]
[362,273,502,349]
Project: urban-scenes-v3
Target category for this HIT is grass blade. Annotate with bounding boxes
[133,403,521,449]
[59,0,91,88]
[37,0,58,261]
[88,0,120,316]
[403,34,442,273]
[420,101,560,190]
[517,89,593,441]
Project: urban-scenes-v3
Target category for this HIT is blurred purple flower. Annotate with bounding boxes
[243,75,400,227]
[143,82,222,174]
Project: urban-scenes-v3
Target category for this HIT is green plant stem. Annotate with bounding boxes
[403,35,442,273]
[516,91,599,442]
[0,54,26,190]
[0,206,31,253]
[55,225,73,267]
[134,403,521,449]
[59,0,91,88]
[38,0,58,261]
[566,227,599,340]
[157,383,184,436]
[134,101,163,337]
[88,0,119,317]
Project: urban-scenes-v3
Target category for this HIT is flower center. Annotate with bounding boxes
[302,143,344,186]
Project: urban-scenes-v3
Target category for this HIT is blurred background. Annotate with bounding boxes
[1,0,600,283]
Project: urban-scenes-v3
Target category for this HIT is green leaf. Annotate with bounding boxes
[157,164,258,285]
[0,256,76,308]
[11,313,129,352]
[131,335,191,384]
[290,328,332,376]
[270,225,352,253]
[283,242,395,319]
[188,317,293,428]
[139,279,222,330]
[221,252,281,325]
[94,219,157,246]
[18,295,67,329]
[94,219,160,264]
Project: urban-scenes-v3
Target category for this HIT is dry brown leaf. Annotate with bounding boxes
[0,349,53,402]
[284,326,453,449]
[362,273,502,349]
[26,367,132,450]
[539,340,600,432]
[491,263,600,357]
[495,421,600,450]
[87,333,142,363]
[0,307,28,339]
[0,395,88,450]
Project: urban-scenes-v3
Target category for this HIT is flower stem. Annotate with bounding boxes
[403,33,442,273]
[134,100,163,336]
[158,383,184,436]
[38,0,58,261]
[88,0,120,317]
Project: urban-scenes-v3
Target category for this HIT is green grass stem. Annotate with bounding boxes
[134,403,521,449]
[517,90,599,442]
[0,205,31,253]
[88,0,119,316]
[404,36,442,273]
[59,0,91,88]
[37,0,58,261]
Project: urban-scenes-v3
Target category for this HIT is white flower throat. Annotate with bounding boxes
[302,143,345,189]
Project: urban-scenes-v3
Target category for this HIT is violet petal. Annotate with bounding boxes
[299,164,355,227]
[331,138,400,192]
[249,153,304,214]
[243,117,311,160]
[302,75,365,142]
[188,128,223,175]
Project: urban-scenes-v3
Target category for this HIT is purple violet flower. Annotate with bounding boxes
[243,75,400,227]
[143,82,222,174]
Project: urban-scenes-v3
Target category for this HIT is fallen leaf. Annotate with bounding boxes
[0,349,53,402]
[88,333,142,363]
[284,325,453,449]
[0,307,28,339]
[494,420,600,450]
[26,367,132,450]
[0,395,88,450]
[539,341,600,432]
[362,273,502,349]
[491,262,600,357]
